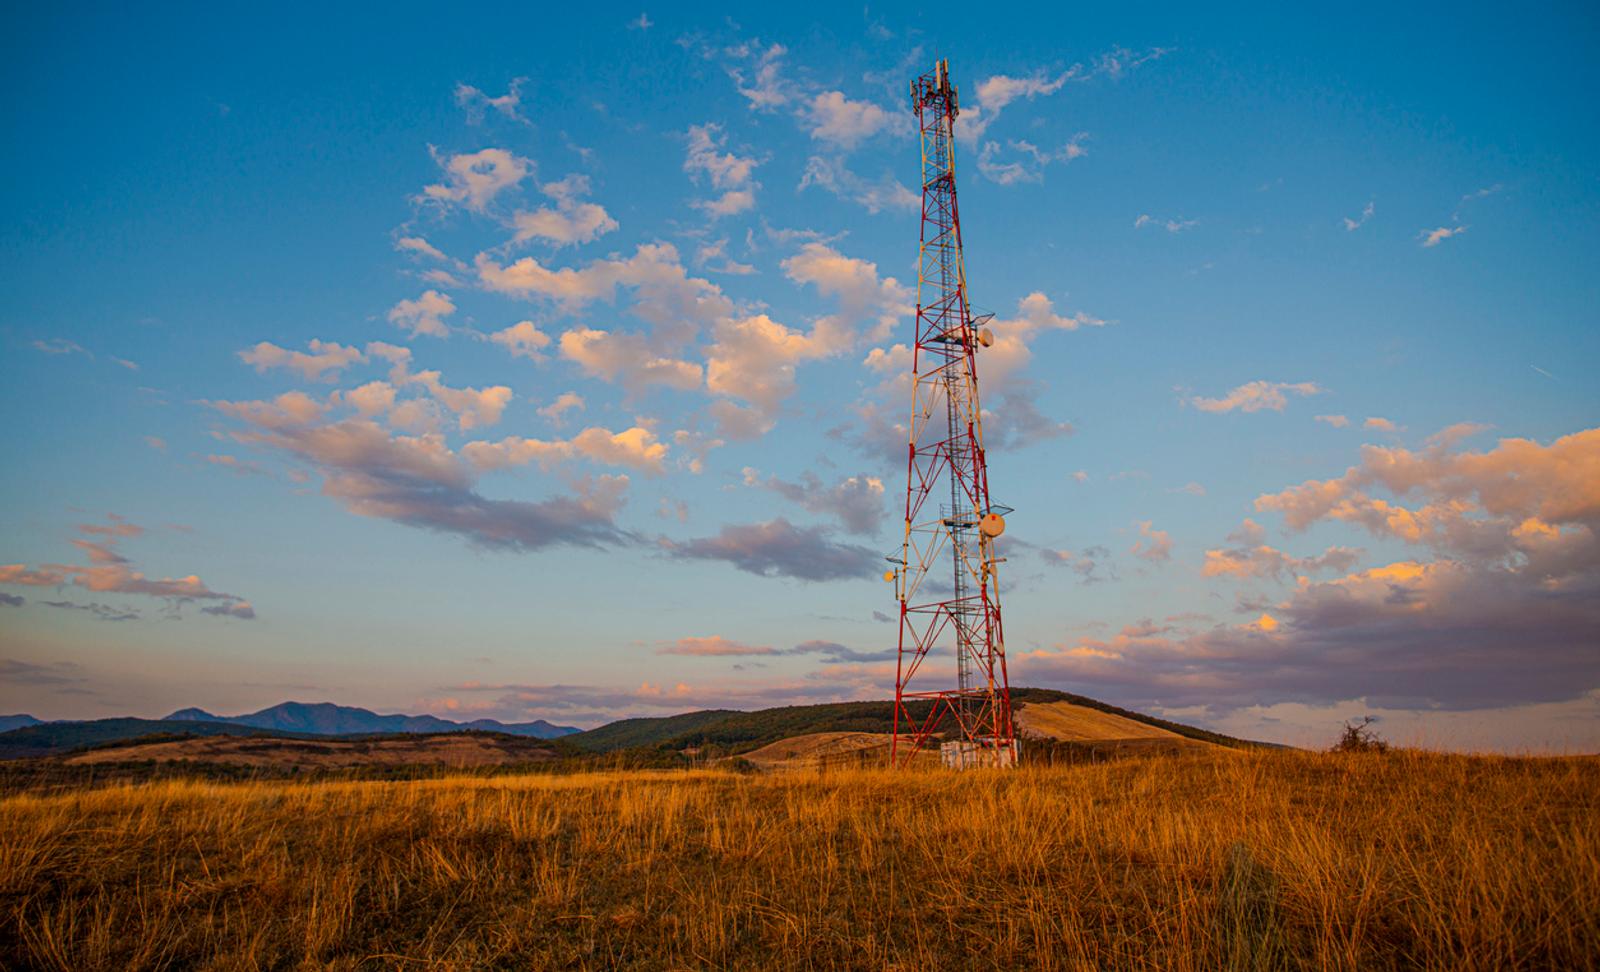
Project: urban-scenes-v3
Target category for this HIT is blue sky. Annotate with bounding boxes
[3,2,1597,750]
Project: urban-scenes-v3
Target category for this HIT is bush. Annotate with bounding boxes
[1332,716,1389,753]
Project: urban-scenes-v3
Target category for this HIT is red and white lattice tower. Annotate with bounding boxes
[889,59,1016,769]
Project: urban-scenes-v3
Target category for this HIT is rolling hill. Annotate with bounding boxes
[566,688,1259,756]
[62,731,567,769]
[0,688,1260,766]
[0,718,315,760]
[165,701,579,738]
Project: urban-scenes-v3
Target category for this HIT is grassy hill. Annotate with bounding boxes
[565,688,1261,756]
[2,688,1262,765]
[0,719,315,760]
[564,709,741,752]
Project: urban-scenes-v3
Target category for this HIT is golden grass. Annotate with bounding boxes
[2,749,1596,970]
[735,732,893,769]
[1015,700,1199,743]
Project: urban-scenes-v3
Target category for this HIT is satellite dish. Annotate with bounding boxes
[978,327,995,348]
[979,513,1006,537]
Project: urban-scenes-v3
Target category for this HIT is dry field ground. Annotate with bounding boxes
[60,733,562,770]
[2,749,1595,970]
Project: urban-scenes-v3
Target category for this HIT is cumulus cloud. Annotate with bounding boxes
[509,174,618,247]
[238,339,365,382]
[973,291,1107,388]
[1201,520,1362,580]
[418,147,531,212]
[463,425,668,475]
[781,242,911,346]
[1365,416,1398,431]
[1022,425,1600,717]
[806,90,892,148]
[387,290,456,338]
[1191,380,1321,414]
[476,243,730,344]
[661,518,879,581]
[693,238,755,276]
[403,370,513,430]
[559,327,703,395]
[1315,414,1350,428]
[1254,426,1600,562]
[1130,520,1173,563]
[489,321,551,361]
[537,392,585,426]
[684,124,760,218]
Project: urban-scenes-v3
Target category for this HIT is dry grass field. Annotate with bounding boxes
[60,733,563,770]
[2,749,1596,970]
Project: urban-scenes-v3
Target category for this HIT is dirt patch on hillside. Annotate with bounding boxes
[64,734,561,769]
[1016,701,1213,748]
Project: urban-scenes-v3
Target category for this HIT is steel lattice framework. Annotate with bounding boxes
[889,59,1016,769]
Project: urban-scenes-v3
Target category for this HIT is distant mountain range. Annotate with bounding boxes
[164,702,579,739]
[0,714,42,733]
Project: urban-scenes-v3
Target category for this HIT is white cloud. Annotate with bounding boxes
[1131,520,1173,563]
[693,238,755,275]
[537,392,585,426]
[684,124,760,218]
[1420,225,1467,248]
[454,78,528,125]
[559,327,703,394]
[957,47,1170,143]
[1343,200,1374,231]
[1134,214,1198,233]
[489,321,551,361]
[418,148,531,212]
[1315,414,1350,428]
[1191,380,1321,414]
[386,290,456,338]
[806,91,891,148]
[404,370,513,431]
[395,236,452,262]
[723,42,792,111]
[464,425,668,475]
[475,244,731,345]
[509,174,618,247]
[781,242,911,346]
[976,135,1089,185]
[238,339,365,382]
[798,156,918,213]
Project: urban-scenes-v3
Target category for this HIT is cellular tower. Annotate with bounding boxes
[889,59,1016,769]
